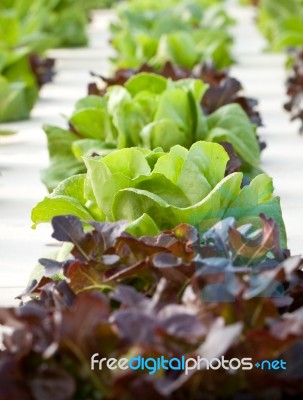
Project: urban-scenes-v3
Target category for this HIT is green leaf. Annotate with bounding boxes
[152,144,188,184]
[31,195,93,228]
[206,104,260,167]
[172,78,208,103]
[84,149,151,218]
[0,12,20,47]
[41,158,85,194]
[0,77,37,122]
[154,88,194,146]
[140,119,188,151]
[32,174,94,227]
[125,72,168,96]
[112,187,175,230]
[176,141,229,204]
[107,86,148,148]
[72,139,116,160]
[41,125,85,191]
[133,173,191,207]
[70,107,111,140]
[181,172,243,231]
[74,95,107,111]
[52,174,87,204]
[44,125,79,159]
[227,174,274,209]
[125,213,160,237]
[155,31,198,69]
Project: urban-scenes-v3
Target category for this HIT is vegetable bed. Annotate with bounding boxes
[1,0,303,399]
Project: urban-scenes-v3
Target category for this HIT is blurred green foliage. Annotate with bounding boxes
[258,0,303,51]
[110,0,235,70]
[0,0,116,122]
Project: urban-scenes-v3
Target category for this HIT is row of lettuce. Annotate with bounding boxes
[242,0,303,134]
[2,1,303,399]
[1,214,301,399]
[33,0,282,240]
[110,0,235,70]
[0,0,115,123]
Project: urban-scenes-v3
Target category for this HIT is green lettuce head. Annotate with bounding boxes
[32,141,286,246]
[42,73,261,191]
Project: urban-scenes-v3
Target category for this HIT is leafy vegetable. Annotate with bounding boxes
[42,73,261,191]
[0,3,56,122]
[0,0,115,48]
[284,48,303,134]
[89,61,263,127]
[110,0,235,70]
[0,0,114,122]
[1,215,302,399]
[0,52,55,122]
[257,0,303,51]
[32,141,286,246]
[28,213,287,297]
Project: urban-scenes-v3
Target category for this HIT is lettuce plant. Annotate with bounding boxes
[258,0,303,51]
[0,0,114,48]
[284,48,303,134]
[1,215,302,399]
[32,141,286,246]
[29,213,287,298]
[42,73,261,190]
[0,7,56,122]
[89,62,263,127]
[110,0,234,70]
[0,0,114,121]
[0,51,55,122]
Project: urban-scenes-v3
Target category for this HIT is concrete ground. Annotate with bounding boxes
[0,5,302,305]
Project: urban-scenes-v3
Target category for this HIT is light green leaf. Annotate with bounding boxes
[41,125,85,191]
[112,187,175,230]
[140,119,188,151]
[206,104,260,167]
[70,107,110,140]
[125,72,167,96]
[31,195,93,228]
[176,141,229,203]
[72,139,116,160]
[126,213,160,237]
